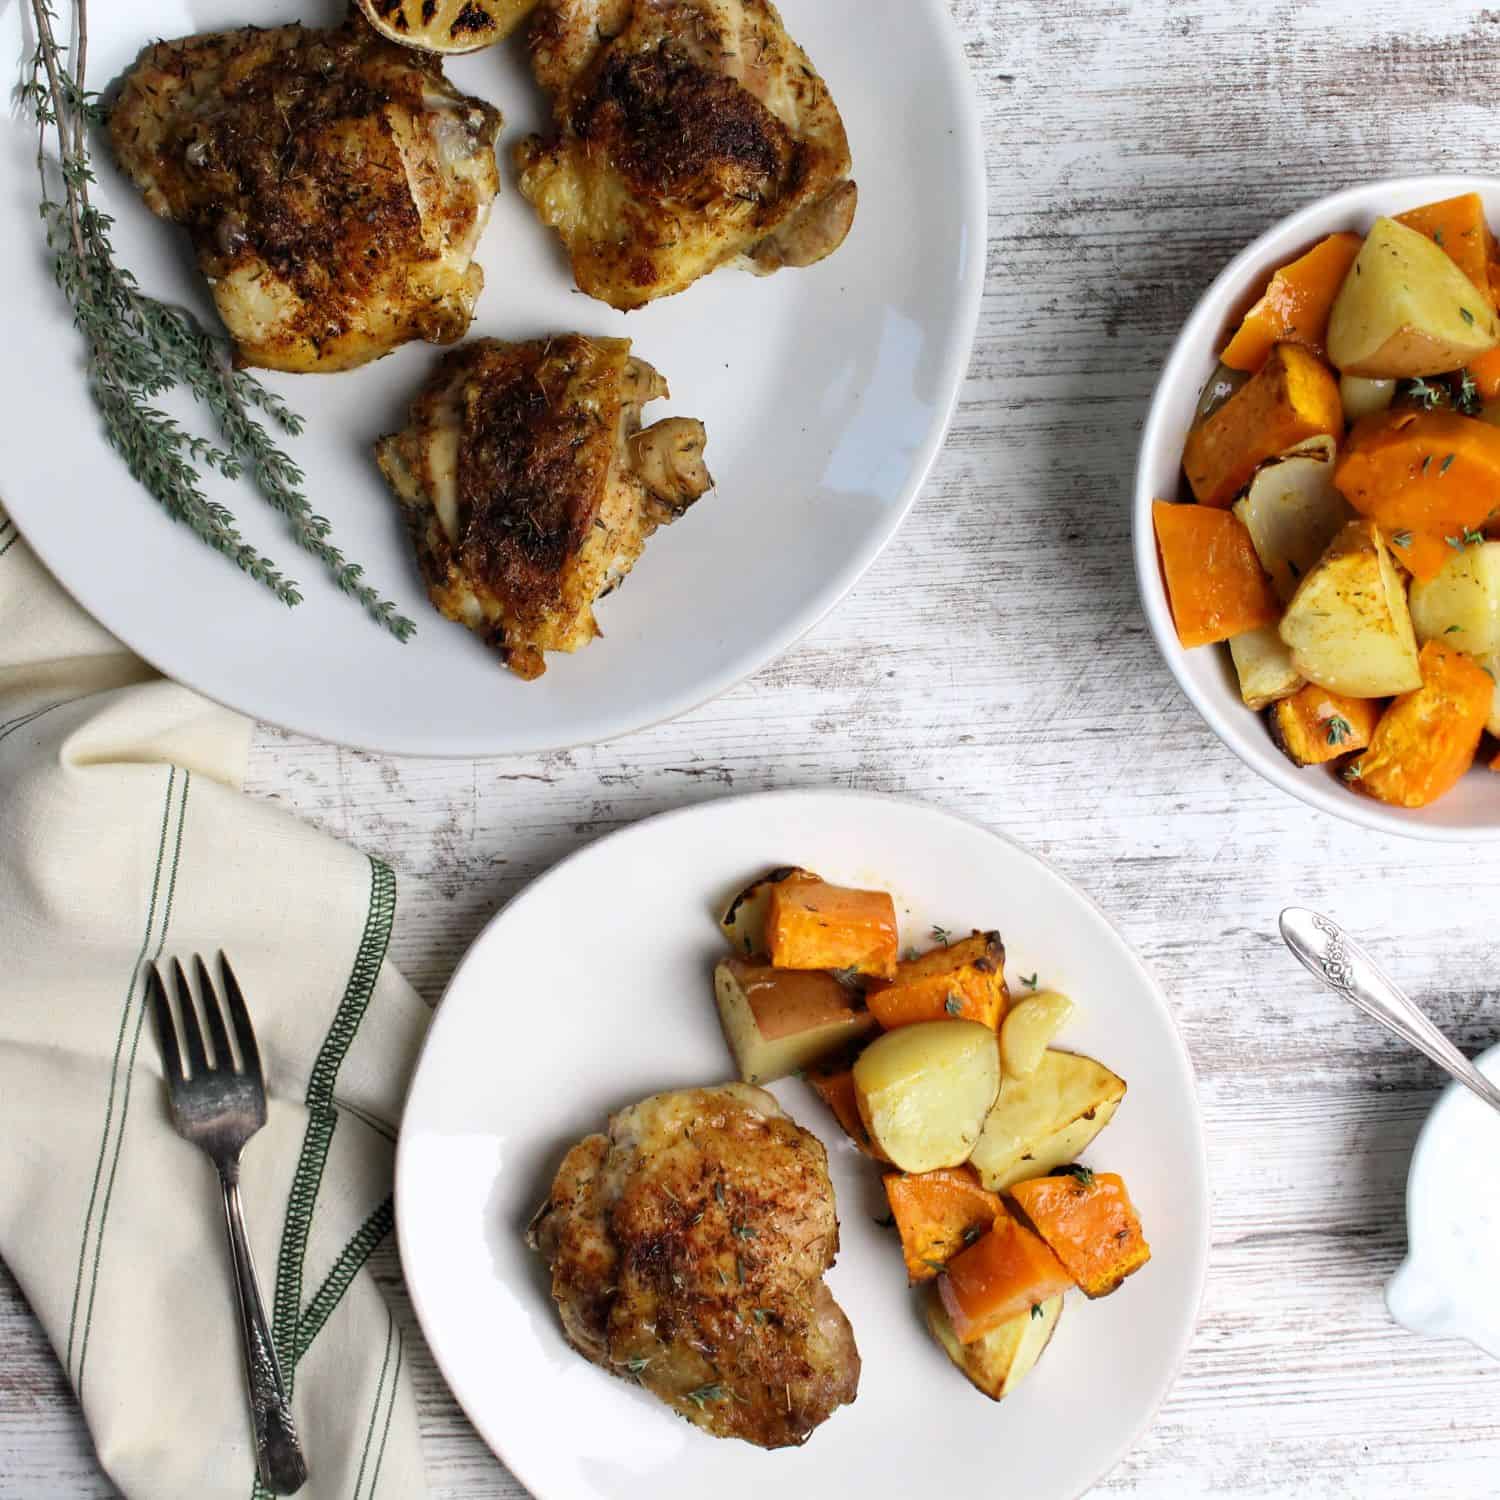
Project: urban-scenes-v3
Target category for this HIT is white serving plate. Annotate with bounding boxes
[396,790,1210,1500]
[1388,1041,1500,1360]
[1133,175,1500,840]
[0,0,984,756]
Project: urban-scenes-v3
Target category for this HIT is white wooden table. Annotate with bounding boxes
[6,0,1500,1493]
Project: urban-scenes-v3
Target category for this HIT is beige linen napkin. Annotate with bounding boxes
[0,504,430,1500]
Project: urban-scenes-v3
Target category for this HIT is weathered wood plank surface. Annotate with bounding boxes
[6,0,1500,1494]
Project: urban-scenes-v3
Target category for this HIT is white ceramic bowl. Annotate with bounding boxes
[1134,176,1500,841]
[1387,1041,1500,1360]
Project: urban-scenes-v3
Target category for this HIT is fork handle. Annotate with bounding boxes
[219,1170,308,1494]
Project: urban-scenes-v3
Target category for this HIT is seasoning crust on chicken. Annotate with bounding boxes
[374,335,712,679]
[108,20,502,372]
[515,0,856,310]
[528,1084,861,1448]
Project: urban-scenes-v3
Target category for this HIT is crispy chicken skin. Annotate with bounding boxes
[374,335,711,679]
[528,1084,860,1447]
[108,19,502,372]
[515,0,856,310]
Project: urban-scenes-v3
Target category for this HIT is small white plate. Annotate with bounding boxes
[1388,1041,1500,1360]
[396,791,1210,1500]
[0,0,983,756]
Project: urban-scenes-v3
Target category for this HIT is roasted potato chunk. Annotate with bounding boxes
[1327,216,1500,378]
[1278,520,1422,697]
[924,1285,1063,1401]
[713,958,876,1086]
[853,1020,1000,1174]
[1229,625,1304,710]
[969,1049,1125,1192]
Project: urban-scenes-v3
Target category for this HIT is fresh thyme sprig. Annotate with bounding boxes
[22,0,415,641]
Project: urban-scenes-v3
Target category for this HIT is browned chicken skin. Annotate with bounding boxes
[516,0,856,310]
[375,335,711,679]
[528,1084,861,1447]
[108,19,502,372]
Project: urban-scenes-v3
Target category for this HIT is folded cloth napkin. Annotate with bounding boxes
[0,504,431,1500]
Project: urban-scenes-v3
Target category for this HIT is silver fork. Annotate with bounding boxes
[147,955,308,1495]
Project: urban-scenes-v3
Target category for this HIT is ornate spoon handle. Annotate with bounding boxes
[1279,907,1500,1118]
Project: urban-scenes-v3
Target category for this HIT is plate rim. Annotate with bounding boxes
[394,787,1212,1499]
[1,0,987,758]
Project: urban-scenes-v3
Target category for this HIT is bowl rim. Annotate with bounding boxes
[1132,173,1500,842]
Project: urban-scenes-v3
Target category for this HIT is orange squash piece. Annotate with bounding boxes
[937,1213,1074,1344]
[1153,501,1280,648]
[765,875,898,979]
[806,1052,888,1161]
[1471,252,1500,399]
[884,1168,1005,1283]
[1267,685,1381,767]
[1009,1170,1152,1299]
[1347,640,1492,808]
[1396,193,1498,311]
[1334,409,1500,581]
[865,932,1008,1030]
[1183,342,1343,509]
[1219,232,1363,372]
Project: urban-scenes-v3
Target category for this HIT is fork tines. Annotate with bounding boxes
[147,953,262,1084]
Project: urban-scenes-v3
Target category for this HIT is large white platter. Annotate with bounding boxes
[397,791,1210,1499]
[0,0,984,755]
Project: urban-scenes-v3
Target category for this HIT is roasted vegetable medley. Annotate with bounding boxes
[1155,192,1500,808]
[713,866,1151,1403]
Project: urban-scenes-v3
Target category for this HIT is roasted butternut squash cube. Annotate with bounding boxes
[713,958,876,1085]
[1219,232,1363,372]
[1395,192,1497,312]
[1009,1168,1151,1299]
[765,874,898,978]
[883,1167,1005,1283]
[1182,342,1342,508]
[1347,639,1493,807]
[806,1049,888,1161]
[1153,501,1281,648]
[1334,408,1500,581]
[865,931,1007,1030]
[1268,685,1381,767]
[937,1212,1074,1344]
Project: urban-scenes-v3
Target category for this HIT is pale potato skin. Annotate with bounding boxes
[852,1020,1000,1174]
[1278,520,1422,697]
[968,1049,1125,1191]
[1408,541,1500,657]
[713,957,876,1085]
[1327,217,1500,378]
[923,1284,1063,1400]
[1231,436,1352,604]
[999,990,1075,1079]
[1228,625,1304,710]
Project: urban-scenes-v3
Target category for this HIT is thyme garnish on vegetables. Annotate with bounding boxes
[20,0,414,640]
[1325,716,1352,746]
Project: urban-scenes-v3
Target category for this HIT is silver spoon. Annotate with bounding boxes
[1279,907,1500,1118]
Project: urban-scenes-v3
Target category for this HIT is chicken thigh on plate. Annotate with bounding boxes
[375,334,712,680]
[109,18,502,372]
[528,1084,861,1448]
[515,0,857,310]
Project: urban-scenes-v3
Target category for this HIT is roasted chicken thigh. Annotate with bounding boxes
[528,1084,861,1447]
[109,19,502,372]
[515,0,856,310]
[375,335,711,679]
